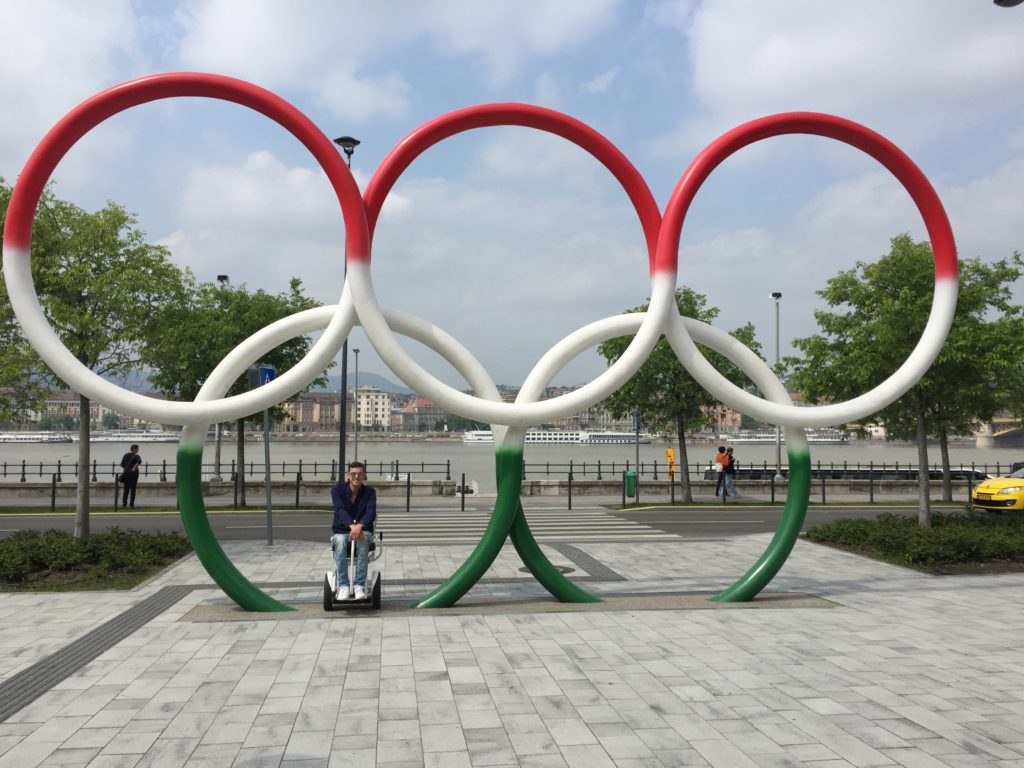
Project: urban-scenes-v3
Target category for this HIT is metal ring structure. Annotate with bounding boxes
[657,112,958,427]
[2,73,369,426]
[3,74,958,611]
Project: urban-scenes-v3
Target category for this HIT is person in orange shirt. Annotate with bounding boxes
[712,446,728,497]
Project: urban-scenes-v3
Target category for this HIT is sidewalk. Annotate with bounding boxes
[1,523,1022,767]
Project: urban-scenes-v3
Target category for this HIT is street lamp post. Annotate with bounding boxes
[353,348,360,463]
[211,274,230,481]
[334,136,360,475]
[771,292,784,482]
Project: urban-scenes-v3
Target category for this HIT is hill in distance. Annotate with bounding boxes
[113,369,414,396]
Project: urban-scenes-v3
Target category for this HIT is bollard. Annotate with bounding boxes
[821,474,826,504]
[621,471,626,507]
[446,460,451,481]
[568,471,573,510]
[653,460,658,481]
[56,459,62,483]
[50,474,57,511]
[114,474,120,510]
[460,472,466,512]
[295,472,301,509]
[160,459,168,482]
[330,459,337,482]
[770,475,776,504]
[405,472,412,512]
[20,460,26,483]
[597,460,602,480]
[869,460,874,503]
[233,473,238,508]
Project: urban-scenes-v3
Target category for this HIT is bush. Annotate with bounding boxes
[0,528,192,585]
[807,511,1024,568]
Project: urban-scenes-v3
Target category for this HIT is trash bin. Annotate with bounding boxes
[624,470,637,499]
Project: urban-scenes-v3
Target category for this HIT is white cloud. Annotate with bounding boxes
[655,2,1024,160]
[0,1,142,180]
[174,0,622,122]
[581,68,619,95]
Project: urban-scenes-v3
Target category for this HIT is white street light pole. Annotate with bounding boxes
[771,292,784,482]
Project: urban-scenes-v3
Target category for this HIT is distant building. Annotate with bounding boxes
[391,397,446,433]
[356,386,392,432]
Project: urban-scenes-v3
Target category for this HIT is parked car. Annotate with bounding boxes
[971,468,1024,512]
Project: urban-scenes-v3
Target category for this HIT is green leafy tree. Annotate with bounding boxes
[1,180,187,537]
[789,234,1024,525]
[597,288,761,502]
[143,276,328,505]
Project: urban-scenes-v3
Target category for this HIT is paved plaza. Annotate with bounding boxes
[1,512,1023,767]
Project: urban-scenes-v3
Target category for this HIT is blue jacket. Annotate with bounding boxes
[331,482,376,534]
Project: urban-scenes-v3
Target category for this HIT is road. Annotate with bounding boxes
[0,501,907,542]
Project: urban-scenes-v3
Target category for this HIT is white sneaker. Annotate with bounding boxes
[353,585,366,600]
[336,586,350,601]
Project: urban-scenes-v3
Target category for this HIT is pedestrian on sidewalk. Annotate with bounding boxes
[723,446,740,498]
[712,445,727,496]
[119,444,142,508]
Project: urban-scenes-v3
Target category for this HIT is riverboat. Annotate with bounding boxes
[462,430,651,445]
[0,431,73,443]
[88,429,181,443]
[719,428,849,445]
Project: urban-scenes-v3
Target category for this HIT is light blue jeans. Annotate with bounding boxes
[724,474,738,497]
[332,532,373,588]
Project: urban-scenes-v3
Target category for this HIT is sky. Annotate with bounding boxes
[2,1,1023,398]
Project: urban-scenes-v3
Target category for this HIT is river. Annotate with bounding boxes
[1,436,1019,493]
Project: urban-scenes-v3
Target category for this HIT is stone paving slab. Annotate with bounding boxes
[0,534,1022,768]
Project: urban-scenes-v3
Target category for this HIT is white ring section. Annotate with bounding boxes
[502,311,805,452]
[2,245,354,425]
[348,264,678,426]
[663,278,957,428]
[181,305,507,447]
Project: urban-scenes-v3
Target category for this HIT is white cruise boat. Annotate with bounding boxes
[89,428,181,443]
[719,428,849,445]
[463,430,651,445]
[0,431,74,443]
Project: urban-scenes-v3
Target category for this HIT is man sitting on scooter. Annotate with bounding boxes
[331,461,376,600]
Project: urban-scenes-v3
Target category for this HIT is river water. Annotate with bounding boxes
[2,437,1019,493]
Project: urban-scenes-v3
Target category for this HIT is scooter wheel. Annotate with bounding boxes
[322,574,333,611]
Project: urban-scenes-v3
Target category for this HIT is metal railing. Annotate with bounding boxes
[0,458,453,483]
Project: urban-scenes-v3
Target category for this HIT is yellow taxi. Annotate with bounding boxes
[972,468,1024,512]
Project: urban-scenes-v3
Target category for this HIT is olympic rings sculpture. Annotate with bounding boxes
[3,73,958,612]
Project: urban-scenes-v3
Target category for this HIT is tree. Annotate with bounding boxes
[789,234,1024,525]
[1,180,187,537]
[597,288,762,502]
[143,276,328,505]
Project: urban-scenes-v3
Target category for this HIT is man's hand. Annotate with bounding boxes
[349,523,365,542]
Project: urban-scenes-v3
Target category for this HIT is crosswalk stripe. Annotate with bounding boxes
[244,509,678,543]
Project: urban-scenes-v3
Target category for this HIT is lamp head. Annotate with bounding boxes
[333,135,360,157]
[217,274,230,286]
[771,292,782,299]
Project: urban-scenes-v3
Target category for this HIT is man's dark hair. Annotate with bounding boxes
[130,444,139,451]
[717,446,725,452]
[348,461,366,471]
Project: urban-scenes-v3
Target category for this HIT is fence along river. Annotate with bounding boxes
[0,437,1020,494]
